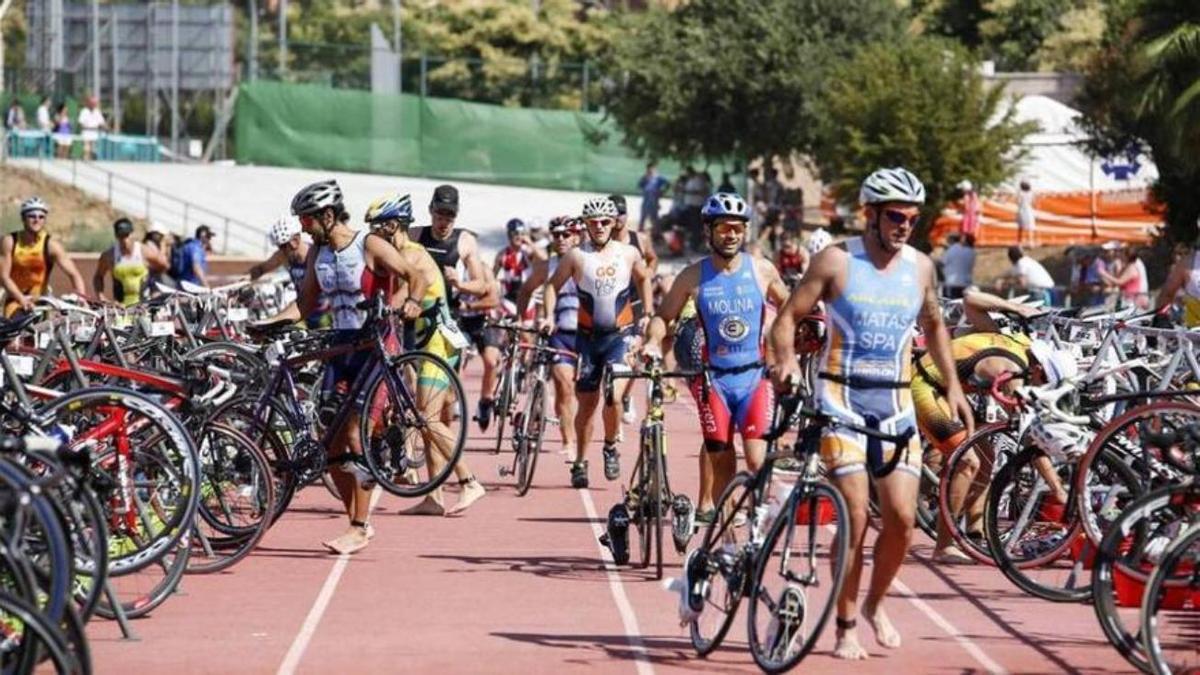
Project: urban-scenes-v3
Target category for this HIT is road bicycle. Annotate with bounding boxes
[498,332,576,496]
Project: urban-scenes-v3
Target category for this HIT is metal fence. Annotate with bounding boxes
[250,42,606,111]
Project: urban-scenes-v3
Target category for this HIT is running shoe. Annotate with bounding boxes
[622,396,636,424]
[475,399,495,431]
[600,502,631,565]
[602,443,620,481]
[671,494,695,553]
[570,460,589,489]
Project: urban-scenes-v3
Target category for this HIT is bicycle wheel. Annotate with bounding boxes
[748,481,850,673]
[187,424,276,574]
[0,589,79,675]
[94,538,190,620]
[515,381,545,497]
[360,351,466,498]
[204,393,302,520]
[1075,401,1200,546]
[40,388,200,576]
[1091,484,1196,673]
[938,421,1019,565]
[1141,521,1200,675]
[689,471,756,657]
[987,447,1139,602]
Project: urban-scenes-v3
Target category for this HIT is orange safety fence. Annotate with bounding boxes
[821,188,1162,247]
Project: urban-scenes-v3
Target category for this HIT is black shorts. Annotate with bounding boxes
[458,315,507,353]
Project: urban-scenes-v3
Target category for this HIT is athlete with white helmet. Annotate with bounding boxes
[542,196,654,489]
[248,213,327,326]
[771,167,971,660]
[0,196,88,316]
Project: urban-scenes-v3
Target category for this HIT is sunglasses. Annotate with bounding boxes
[551,231,572,240]
[585,217,614,228]
[882,209,921,227]
[713,221,747,236]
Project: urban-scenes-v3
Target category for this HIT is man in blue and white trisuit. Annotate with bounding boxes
[771,168,972,661]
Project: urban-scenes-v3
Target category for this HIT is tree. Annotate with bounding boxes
[811,37,1034,244]
[601,0,902,164]
[1076,0,1200,242]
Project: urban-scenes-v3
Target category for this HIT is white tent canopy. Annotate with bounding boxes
[1002,95,1158,193]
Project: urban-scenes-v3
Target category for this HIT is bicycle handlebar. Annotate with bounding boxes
[762,395,916,447]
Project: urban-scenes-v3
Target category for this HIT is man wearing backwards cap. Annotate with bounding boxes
[93,217,168,306]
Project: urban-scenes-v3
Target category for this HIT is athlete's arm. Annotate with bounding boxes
[631,249,654,330]
[48,239,88,297]
[541,250,577,332]
[295,246,321,319]
[1156,258,1188,311]
[918,257,974,436]
[91,249,111,301]
[770,247,837,389]
[143,241,169,273]
[0,236,27,310]
[516,259,549,318]
[466,266,502,312]
[645,263,698,359]
[453,232,491,296]
[639,231,658,272]
[248,249,286,281]
[756,256,790,308]
[366,235,429,320]
[961,288,1042,333]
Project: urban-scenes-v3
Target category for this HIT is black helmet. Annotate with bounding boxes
[291,180,344,216]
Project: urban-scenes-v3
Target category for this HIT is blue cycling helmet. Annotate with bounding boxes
[701,192,750,224]
[506,218,527,235]
[364,193,413,224]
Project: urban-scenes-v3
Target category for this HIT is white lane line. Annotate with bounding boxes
[889,576,1008,675]
[820,522,1007,674]
[577,488,657,675]
[277,488,382,675]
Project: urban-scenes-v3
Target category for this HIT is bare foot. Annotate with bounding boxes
[447,480,486,516]
[932,545,973,565]
[832,627,868,660]
[322,526,369,555]
[399,496,445,516]
[862,602,901,649]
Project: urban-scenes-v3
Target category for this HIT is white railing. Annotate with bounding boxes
[3,153,267,255]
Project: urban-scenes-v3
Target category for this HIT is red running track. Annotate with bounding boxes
[86,362,1135,674]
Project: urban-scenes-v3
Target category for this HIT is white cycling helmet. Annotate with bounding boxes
[1029,419,1094,463]
[268,214,302,247]
[581,197,618,219]
[859,167,926,206]
[807,228,832,255]
[1028,339,1078,387]
[20,197,49,216]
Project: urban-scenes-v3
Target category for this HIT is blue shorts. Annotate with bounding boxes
[549,330,578,367]
[322,329,372,396]
[575,329,630,393]
[690,368,774,449]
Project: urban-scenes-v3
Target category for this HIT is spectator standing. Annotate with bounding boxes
[683,166,707,245]
[52,103,72,158]
[35,97,52,132]
[1100,245,1149,309]
[171,225,214,287]
[78,96,107,160]
[1016,180,1036,245]
[940,233,977,299]
[958,179,982,238]
[636,161,670,233]
[4,100,26,130]
[143,222,173,291]
[1000,246,1055,305]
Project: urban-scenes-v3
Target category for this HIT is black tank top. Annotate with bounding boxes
[416,226,463,270]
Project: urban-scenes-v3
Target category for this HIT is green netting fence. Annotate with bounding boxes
[234,81,678,195]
